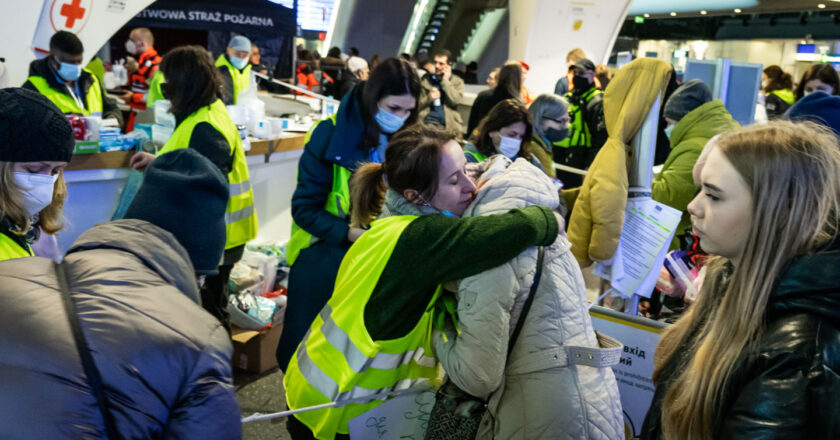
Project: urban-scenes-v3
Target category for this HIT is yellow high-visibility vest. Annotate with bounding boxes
[26,70,104,116]
[284,215,441,439]
[158,99,258,249]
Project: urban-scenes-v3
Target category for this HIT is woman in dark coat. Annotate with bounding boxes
[641,121,840,439]
[466,63,522,136]
[276,58,421,371]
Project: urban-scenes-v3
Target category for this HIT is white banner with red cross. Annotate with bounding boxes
[32,0,94,55]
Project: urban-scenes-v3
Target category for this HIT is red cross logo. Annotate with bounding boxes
[60,0,86,28]
[49,0,92,33]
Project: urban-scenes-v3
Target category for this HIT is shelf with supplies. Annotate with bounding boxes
[65,133,306,171]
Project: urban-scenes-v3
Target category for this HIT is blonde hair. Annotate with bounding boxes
[0,162,68,235]
[566,48,586,64]
[130,27,155,45]
[653,121,840,439]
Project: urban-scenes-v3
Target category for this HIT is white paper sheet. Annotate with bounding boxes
[596,197,681,298]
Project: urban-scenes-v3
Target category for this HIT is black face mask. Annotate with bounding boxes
[543,127,569,143]
[572,75,591,91]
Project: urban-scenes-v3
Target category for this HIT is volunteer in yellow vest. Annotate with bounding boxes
[129,46,257,330]
[23,31,123,126]
[276,58,422,371]
[217,35,253,105]
[555,58,607,189]
[528,93,571,179]
[284,124,563,440]
[0,88,74,261]
[763,65,795,120]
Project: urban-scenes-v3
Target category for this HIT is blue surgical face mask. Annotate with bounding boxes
[497,134,522,159]
[375,106,410,134]
[230,56,249,70]
[57,61,82,82]
[664,124,675,140]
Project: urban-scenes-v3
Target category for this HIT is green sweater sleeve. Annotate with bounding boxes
[364,205,558,340]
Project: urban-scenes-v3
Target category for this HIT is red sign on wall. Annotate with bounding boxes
[49,0,93,33]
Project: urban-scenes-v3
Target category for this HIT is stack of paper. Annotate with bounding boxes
[594,196,682,299]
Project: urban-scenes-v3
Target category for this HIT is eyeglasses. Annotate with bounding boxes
[545,117,570,125]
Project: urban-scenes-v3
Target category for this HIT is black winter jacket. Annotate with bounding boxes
[0,220,241,439]
[641,241,840,439]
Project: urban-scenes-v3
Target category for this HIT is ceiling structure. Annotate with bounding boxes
[631,0,840,19]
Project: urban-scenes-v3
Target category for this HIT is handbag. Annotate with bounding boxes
[55,262,120,440]
[425,247,546,440]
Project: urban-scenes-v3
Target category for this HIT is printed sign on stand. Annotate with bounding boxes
[590,306,666,438]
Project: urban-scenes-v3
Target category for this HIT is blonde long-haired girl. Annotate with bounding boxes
[0,88,73,260]
[640,120,840,439]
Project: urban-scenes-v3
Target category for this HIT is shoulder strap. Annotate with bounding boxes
[55,262,120,439]
[506,246,545,361]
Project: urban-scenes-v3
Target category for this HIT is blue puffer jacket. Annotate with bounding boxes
[291,83,375,246]
[0,220,240,439]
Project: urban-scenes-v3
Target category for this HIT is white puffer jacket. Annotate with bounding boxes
[432,157,624,440]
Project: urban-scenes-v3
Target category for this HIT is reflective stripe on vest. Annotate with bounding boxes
[286,114,349,266]
[0,233,32,261]
[27,70,104,116]
[215,55,252,105]
[159,99,258,249]
[556,88,601,149]
[284,215,440,439]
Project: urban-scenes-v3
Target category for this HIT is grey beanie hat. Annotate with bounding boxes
[664,79,713,121]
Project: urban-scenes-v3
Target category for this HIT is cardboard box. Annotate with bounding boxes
[231,323,283,373]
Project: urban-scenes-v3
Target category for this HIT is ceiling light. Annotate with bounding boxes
[734,8,742,13]
[818,3,827,8]
[670,11,677,16]
[700,10,708,15]
[643,13,650,17]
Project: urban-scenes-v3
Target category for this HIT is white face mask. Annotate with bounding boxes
[14,172,57,218]
[497,134,522,159]
[125,40,138,55]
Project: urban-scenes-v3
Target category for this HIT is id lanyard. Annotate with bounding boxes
[65,83,85,112]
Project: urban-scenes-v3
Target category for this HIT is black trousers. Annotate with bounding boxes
[275,240,348,371]
[201,244,246,334]
[287,415,350,440]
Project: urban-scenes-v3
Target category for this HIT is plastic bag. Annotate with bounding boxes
[228,292,277,330]
[238,250,279,295]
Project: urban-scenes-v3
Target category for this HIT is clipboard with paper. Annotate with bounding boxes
[594,195,681,299]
